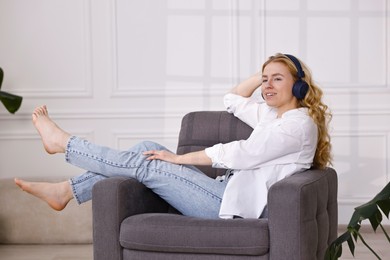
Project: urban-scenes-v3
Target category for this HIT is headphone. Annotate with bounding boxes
[284,54,309,100]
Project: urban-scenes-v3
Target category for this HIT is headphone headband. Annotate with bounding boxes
[284,54,305,79]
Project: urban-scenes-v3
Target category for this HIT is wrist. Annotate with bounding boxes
[175,154,183,165]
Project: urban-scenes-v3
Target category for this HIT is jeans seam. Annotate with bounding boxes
[68,149,131,168]
[150,169,223,202]
[65,136,77,163]
[71,173,96,184]
[69,179,82,204]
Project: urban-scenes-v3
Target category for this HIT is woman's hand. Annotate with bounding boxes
[143,149,212,166]
[143,150,180,164]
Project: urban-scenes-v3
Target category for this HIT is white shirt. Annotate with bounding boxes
[205,93,318,219]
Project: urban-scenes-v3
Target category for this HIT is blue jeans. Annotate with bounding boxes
[66,136,228,219]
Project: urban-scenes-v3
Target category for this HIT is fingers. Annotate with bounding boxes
[143,150,159,160]
[143,150,173,162]
[143,150,157,156]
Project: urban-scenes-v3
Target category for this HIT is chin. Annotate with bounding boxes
[265,100,276,107]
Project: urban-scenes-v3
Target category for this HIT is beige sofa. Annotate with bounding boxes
[0,177,93,260]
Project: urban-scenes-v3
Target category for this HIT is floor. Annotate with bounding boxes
[0,244,93,260]
[0,228,389,260]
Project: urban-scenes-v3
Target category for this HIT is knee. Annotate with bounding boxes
[137,140,166,151]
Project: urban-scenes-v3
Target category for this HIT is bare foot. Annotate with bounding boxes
[14,178,73,211]
[32,105,70,154]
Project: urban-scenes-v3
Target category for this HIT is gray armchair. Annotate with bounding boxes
[92,111,338,260]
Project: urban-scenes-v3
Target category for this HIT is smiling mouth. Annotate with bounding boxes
[265,93,276,97]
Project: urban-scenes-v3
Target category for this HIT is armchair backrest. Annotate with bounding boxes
[176,111,253,178]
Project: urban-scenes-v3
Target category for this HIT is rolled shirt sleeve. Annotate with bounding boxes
[223,93,262,128]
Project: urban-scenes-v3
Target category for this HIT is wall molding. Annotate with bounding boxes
[2,108,390,120]
[0,131,94,140]
[332,131,389,203]
[111,132,179,150]
[15,0,94,98]
[0,110,184,121]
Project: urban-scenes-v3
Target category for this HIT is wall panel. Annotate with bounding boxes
[0,131,94,178]
[0,0,92,97]
[0,0,389,225]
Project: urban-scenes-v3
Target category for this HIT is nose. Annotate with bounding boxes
[263,80,272,89]
[261,82,270,96]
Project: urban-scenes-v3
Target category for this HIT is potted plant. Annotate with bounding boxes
[325,182,390,259]
[0,67,23,113]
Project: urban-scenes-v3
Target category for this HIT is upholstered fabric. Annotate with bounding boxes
[92,111,338,260]
[268,167,338,260]
[122,249,269,260]
[120,214,269,255]
[177,111,252,178]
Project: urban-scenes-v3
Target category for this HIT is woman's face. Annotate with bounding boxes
[261,61,299,117]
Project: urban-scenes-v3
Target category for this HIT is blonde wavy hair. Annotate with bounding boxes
[262,53,332,169]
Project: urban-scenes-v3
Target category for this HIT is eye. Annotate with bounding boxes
[274,77,282,81]
[262,78,268,83]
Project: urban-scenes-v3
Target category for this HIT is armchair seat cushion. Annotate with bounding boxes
[119,213,269,256]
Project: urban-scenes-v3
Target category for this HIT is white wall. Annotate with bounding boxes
[0,0,389,225]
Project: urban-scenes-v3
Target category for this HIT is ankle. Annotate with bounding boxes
[63,181,73,201]
[60,133,71,151]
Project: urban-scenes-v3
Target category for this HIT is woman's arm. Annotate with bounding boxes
[143,149,212,166]
[229,72,262,97]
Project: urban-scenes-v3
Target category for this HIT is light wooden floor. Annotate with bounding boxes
[0,244,93,260]
[339,226,390,260]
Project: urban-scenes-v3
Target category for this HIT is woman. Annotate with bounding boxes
[15,53,332,219]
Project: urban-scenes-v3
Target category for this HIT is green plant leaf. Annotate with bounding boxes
[336,245,342,258]
[0,67,23,114]
[335,230,352,245]
[325,241,343,260]
[347,236,355,256]
[0,90,23,114]
[377,199,390,218]
[325,231,351,259]
[355,203,379,219]
[348,212,362,230]
[0,67,3,89]
[327,181,390,259]
[369,210,381,231]
[372,182,390,201]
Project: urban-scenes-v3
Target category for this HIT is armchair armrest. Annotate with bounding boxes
[267,167,338,260]
[92,177,170,260]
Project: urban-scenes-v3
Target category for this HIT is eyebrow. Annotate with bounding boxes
[262,73,285,78]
